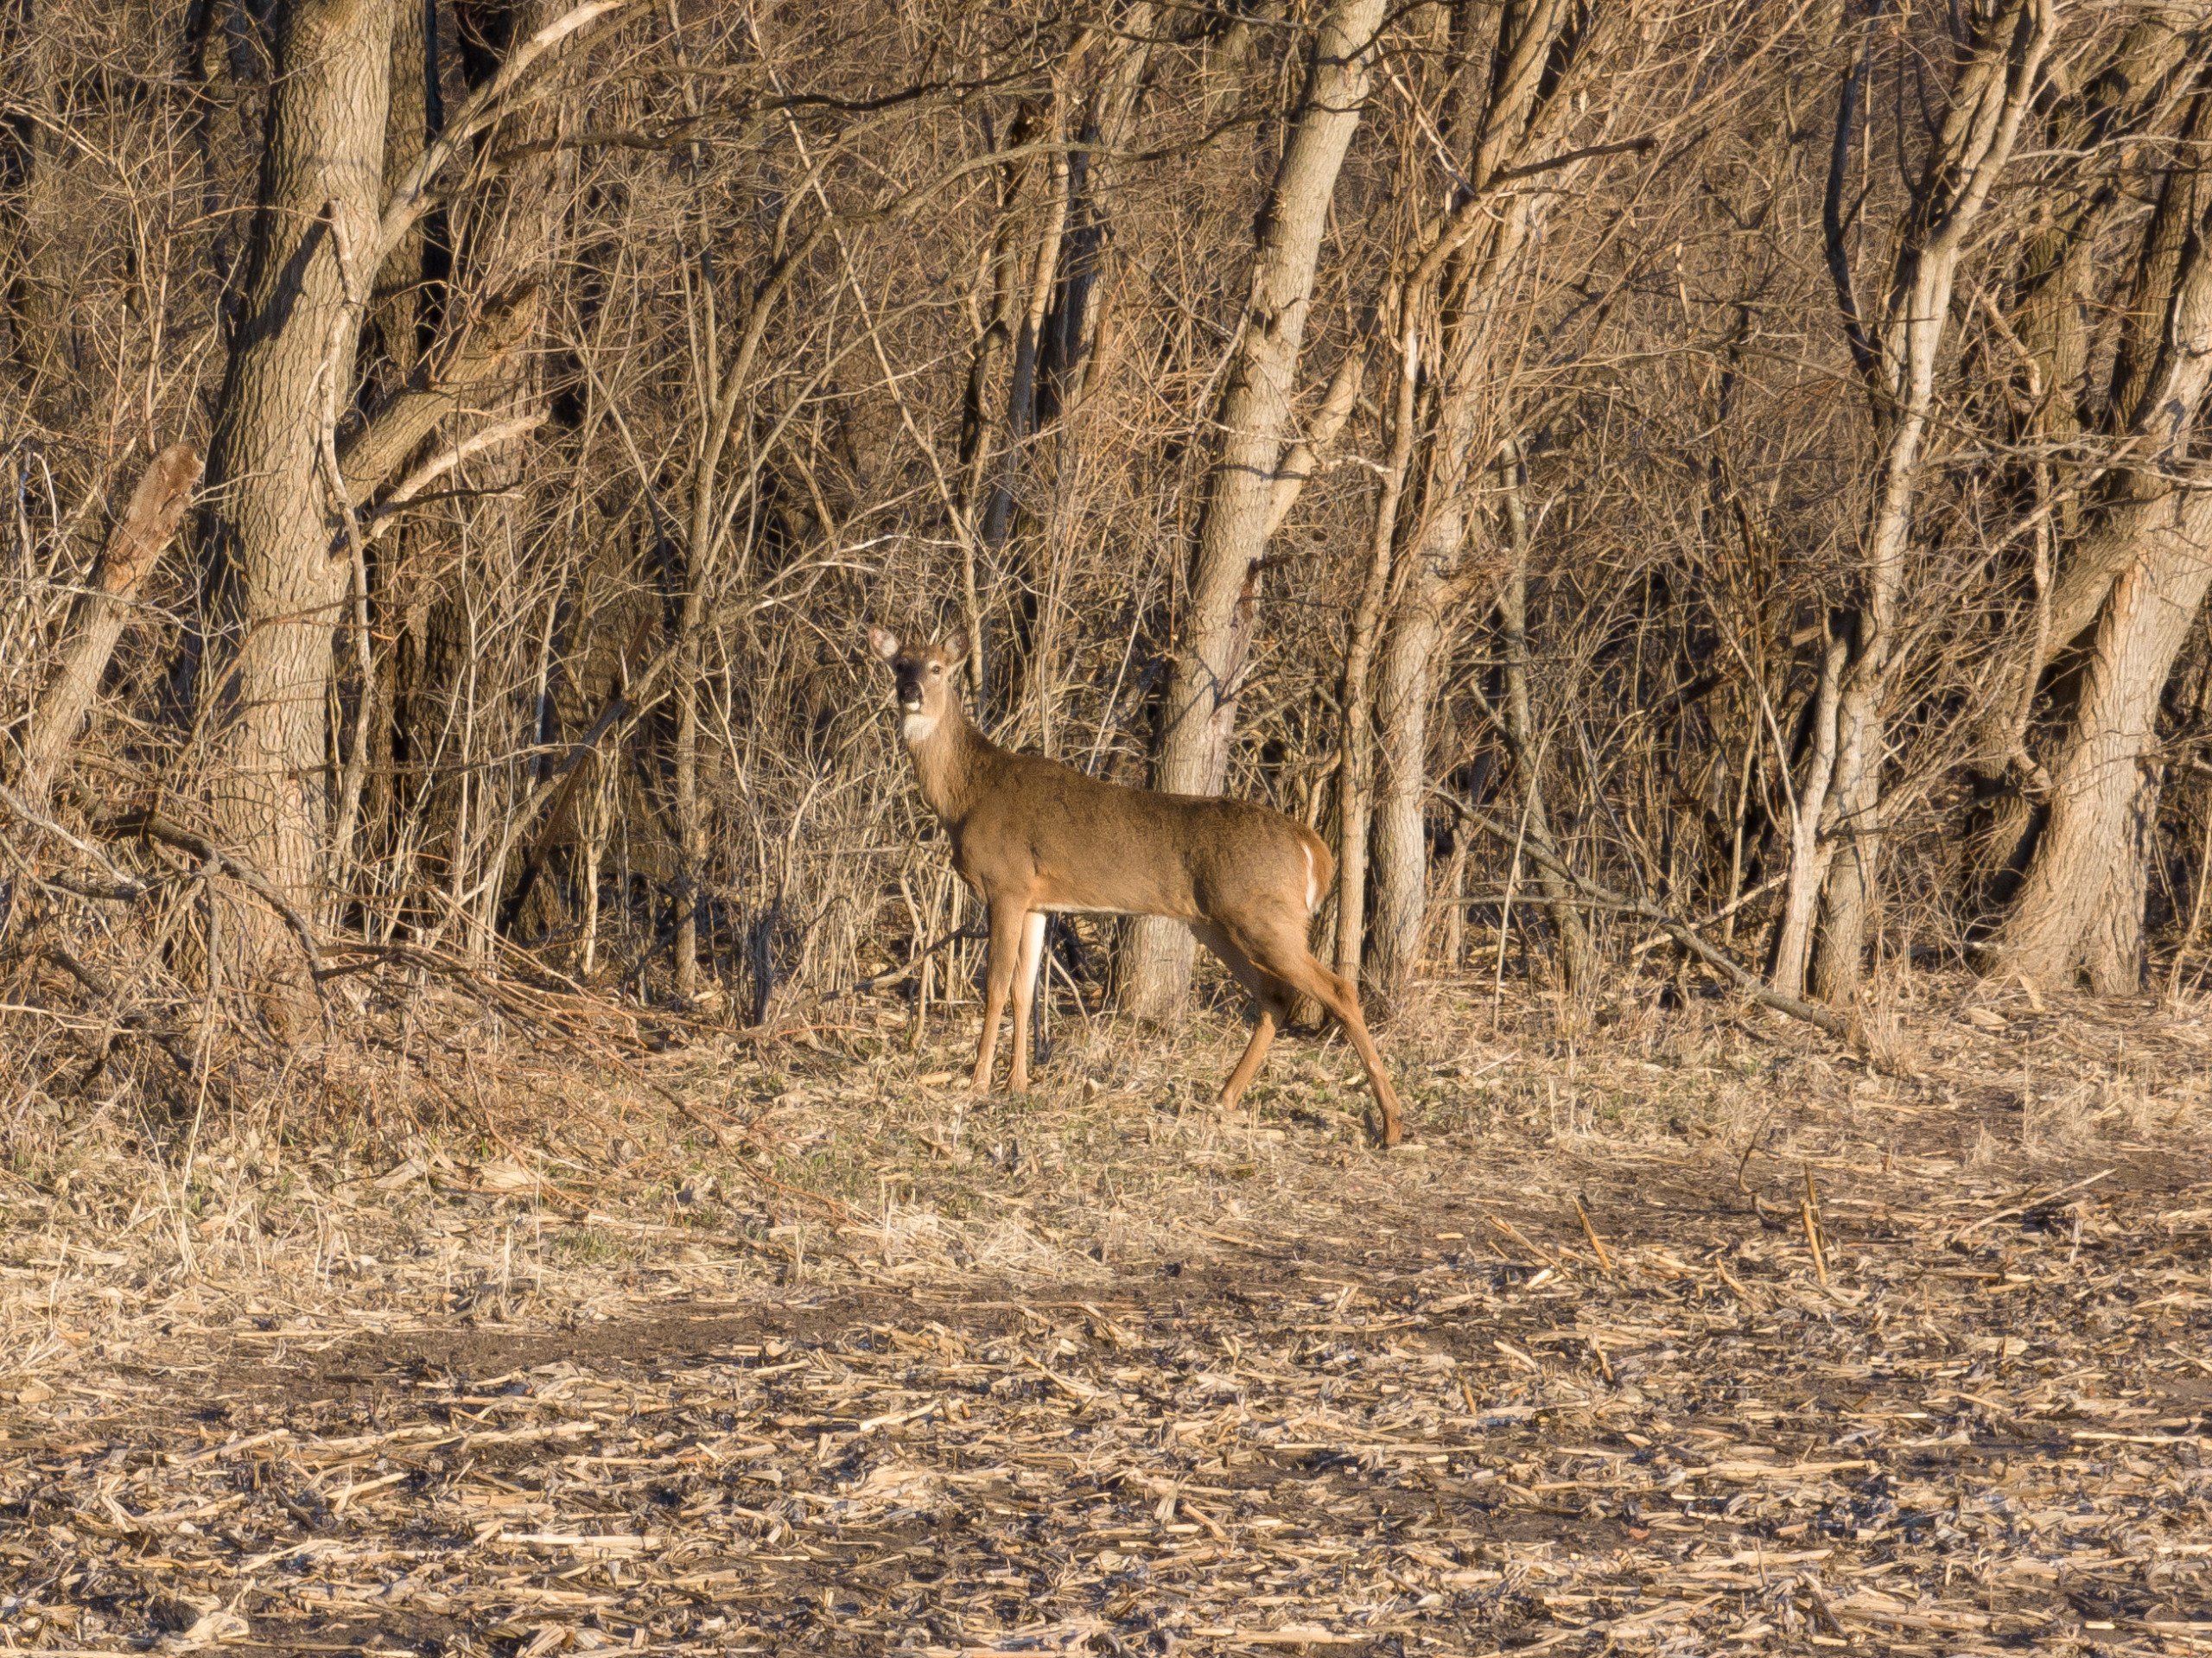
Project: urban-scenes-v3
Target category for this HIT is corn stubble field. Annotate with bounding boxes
[16,0,2212,1649]
[1,981,2209,1657]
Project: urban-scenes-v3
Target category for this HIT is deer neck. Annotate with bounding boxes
[902,696,988,823]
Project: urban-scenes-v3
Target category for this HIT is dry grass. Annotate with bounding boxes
[2,972,2209,1655]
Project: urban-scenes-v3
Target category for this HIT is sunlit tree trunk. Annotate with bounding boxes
[1334,323,1417,993]
[1997,501,2212,990]
[1802,0,2051,1002]
[1121,0,1388,1019]
[200,0,397,1019]
[1991,52,2212,994]
[1368,0,1597,1005]
[1994,84,2212,988]
[440,0,565,965]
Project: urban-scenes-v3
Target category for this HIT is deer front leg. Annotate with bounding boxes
[970,900,1024,1094]
[1007,911,1046,1093]
[1218,985,1290,1114]
[1192,921,1283,1120]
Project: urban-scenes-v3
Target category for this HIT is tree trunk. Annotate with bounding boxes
[438,0,566,963]
[0,0,64,403]
[354,0,441,925]
[1490,456,1591,992]
[1121,0,1387,1019]
[968,21,1153,727]
[1333,323,1416,992]
[1365,0,1600,1007]
[1995,491,2212,990]
[1770,631,1847,999]
[1986,78,2212,981]
[1370,573,1442,998]
[1369,382,1481,1001]
[369,0,438,389]
[200,0,397,1011]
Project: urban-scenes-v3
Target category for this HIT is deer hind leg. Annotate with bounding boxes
[1240,923,1405,1147]
[1192,922,1292,1116]
[1007,912,1046,1093]
[970,900,1026,1094]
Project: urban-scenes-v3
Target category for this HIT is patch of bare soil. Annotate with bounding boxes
[3,980,2209,1655]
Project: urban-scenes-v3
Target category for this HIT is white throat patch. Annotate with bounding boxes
[902,712,939,746]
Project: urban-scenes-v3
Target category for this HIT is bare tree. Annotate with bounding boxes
[1774,0,2053,1002]
[197,0,401,1019]
[193,0,616,1016]
[1121,0,1391,1020]
[1994,66,2212,989]
[1363,0,1611,1004]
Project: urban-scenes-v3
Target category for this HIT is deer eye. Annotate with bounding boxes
[928,663,943,677]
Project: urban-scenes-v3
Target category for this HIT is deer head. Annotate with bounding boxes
[866,626,969,743]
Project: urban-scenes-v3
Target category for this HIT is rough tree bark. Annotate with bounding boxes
[200,0,397,1017]
[368,0,439,390]
[427,0,569,964]
[1952,13,2194,914]
[1121,0,1389,1019]
[1997,497,2212,990]
[196,0,611,1011]
[1994,73,2212,989]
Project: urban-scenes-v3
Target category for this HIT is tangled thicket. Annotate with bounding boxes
[7,0,2212,1077]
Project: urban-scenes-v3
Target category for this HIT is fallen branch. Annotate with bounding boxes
[39,939,236,1110]
[14,442,201,809]
[1442,797,1849,1040]
[0,779,149,897]
[836,921,988,996]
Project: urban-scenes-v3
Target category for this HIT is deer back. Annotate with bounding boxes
[949,746,1326,924]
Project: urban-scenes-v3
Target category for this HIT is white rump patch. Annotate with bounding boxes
[901,713,939,745]
[1304,844,1319,914]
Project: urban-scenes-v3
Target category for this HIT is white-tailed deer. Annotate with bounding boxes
[867,625,1404,1147]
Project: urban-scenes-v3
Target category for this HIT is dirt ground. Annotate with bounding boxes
[2,976,2209,1655]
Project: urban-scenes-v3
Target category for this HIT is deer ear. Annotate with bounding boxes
[865,626,900,662]
[940,626,970,667]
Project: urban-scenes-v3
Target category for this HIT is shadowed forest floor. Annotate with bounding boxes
[2,978,2209,1655]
